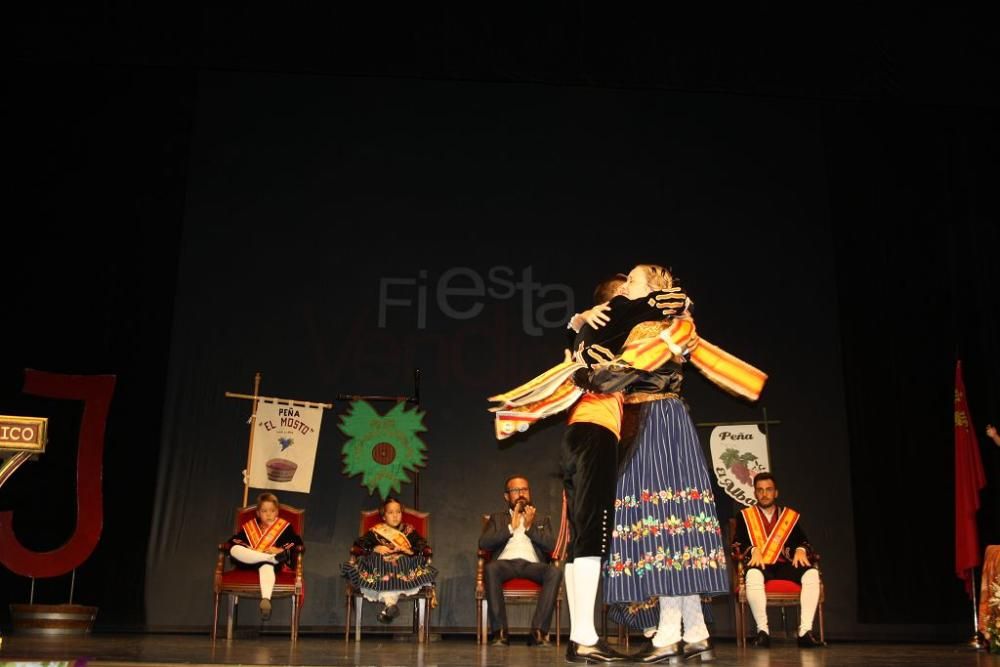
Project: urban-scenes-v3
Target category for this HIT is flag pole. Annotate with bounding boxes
[242,372,262,507]
[969,567,986,649]
[413,368,421,510]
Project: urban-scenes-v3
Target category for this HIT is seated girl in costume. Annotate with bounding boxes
[226,491,303,621]
[341,497,438,623]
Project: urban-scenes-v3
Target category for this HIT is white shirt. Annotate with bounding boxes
[495,509,540,563]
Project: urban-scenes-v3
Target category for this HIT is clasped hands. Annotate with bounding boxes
[511,503,536,530]
[374,544,404,563]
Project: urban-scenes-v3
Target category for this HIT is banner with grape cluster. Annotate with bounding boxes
[709,424,770,506]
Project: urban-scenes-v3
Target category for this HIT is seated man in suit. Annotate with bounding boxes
[479,475,563,647]
[733,472,825,648]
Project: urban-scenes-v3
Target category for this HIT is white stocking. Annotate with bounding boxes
[798,569,820,636]
[680,594,709,643]
[652,596,682,647]
[257,563,275,600]
[564,562,577,632]
[569,556,600,646]
[230,544,278,565]
[745,568,768,634]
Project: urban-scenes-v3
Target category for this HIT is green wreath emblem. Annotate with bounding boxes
[339,400,427,498]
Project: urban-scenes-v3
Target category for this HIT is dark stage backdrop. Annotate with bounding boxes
[143,72,858,634]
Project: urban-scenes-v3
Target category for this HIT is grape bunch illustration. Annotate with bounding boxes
[719,448,764,485]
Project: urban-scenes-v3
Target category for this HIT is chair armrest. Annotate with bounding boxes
[477,549,492,559]
[213,548,227,592]
[422,546,433,558]
[729,542,746,592]
[295,551,305,586]
[349,545,365,557]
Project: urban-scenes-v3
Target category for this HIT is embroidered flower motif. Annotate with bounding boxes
[613,515,720,540]
[603,546,726,577]
[615,487,716,508]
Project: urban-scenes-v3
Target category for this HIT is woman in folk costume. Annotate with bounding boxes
[489,264,765,662]
[226,492,303,621]
[603,264,752,664]
[341,497,438,623]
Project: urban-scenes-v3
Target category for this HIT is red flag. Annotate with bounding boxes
[954,360,986,596]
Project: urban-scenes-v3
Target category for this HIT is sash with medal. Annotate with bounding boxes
[740,505,800,565]
[371,522,414,555]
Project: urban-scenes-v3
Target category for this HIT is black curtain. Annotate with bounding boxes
[824,101,1000,624]
[1,63,192,627]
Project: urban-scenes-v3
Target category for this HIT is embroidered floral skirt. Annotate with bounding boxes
[603,397,727,603]
[342,554,438,599]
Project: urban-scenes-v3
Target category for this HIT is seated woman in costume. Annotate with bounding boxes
[341,497,438,623]
[226,491,303,621]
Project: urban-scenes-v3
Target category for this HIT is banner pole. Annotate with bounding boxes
[969,568,986,648]
[413,369,421,509]
[242,372,262,507]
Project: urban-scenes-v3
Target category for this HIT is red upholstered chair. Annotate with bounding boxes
[344,506,434,642]
[476,514,562,646]
[212,504,305,642]
[728,517,825,646]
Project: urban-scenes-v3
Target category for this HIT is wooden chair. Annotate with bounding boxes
[212,503,305,642]
[475,514,562,646]
[728,517,825,646]
[344,506,434,642]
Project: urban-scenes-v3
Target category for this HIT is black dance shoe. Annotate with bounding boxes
[565,639,627,663]
[682,638,714,661]
[377,604,399,624]
[749,630,770,648]
[797,630,826,648]
[631,641,682,664]
[527,628,552,647]
[490,628,509,646]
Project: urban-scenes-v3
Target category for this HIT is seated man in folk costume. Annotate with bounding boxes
[226,491,303,621]
[732,472,825,648]
[341,496,438,623]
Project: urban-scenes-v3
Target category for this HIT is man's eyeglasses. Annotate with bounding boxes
[506,487,529,494]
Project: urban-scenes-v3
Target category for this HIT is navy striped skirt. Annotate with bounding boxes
[603,397,727,603]
[341,553,438,592]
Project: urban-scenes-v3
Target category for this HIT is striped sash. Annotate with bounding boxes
[487,316,767,440]
[622,318,767,401]
[740,506,800,565]
[242,517,290,552]
[371,522,414,555]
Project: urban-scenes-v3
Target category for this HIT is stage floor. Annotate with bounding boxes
[0,633,995,666]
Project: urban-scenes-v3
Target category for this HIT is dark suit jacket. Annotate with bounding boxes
[479,510,556,564]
